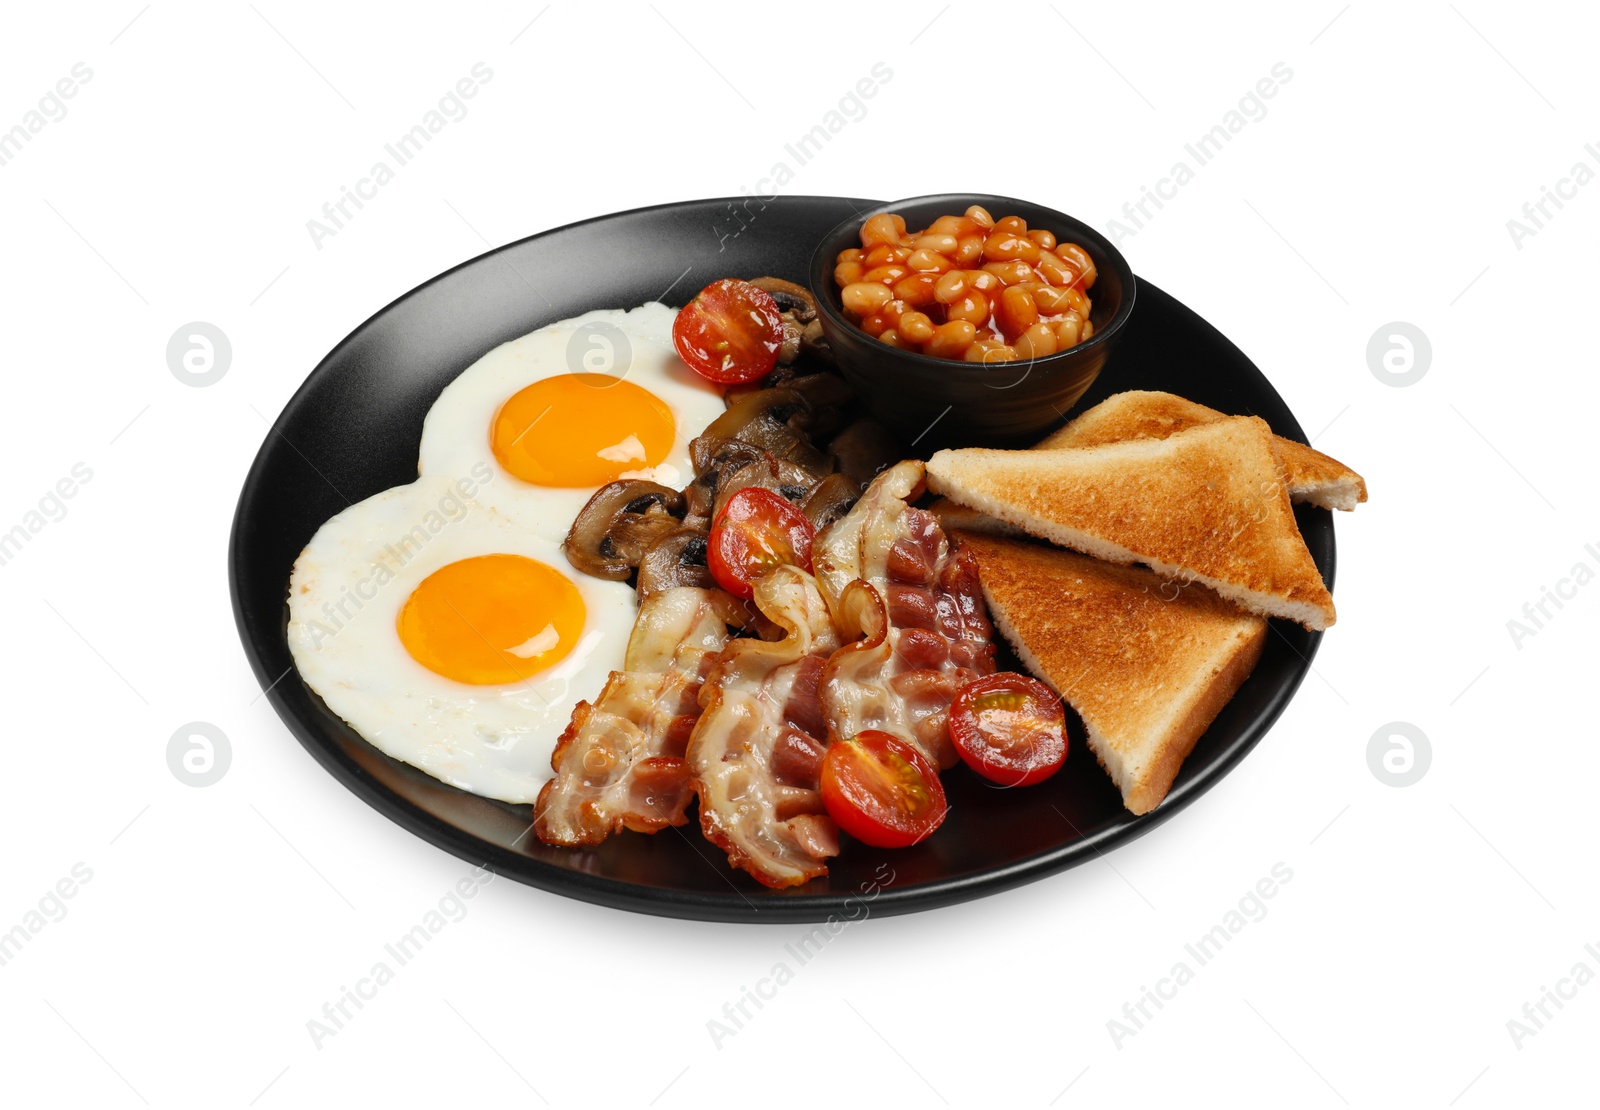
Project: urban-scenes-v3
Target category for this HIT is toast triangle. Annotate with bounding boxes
[1038,390,1367,511]
[927,415,1336,630]
[955,529,1267,815]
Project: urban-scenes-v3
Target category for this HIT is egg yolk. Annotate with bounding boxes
[491,373,676,487]
[397,554,584,685]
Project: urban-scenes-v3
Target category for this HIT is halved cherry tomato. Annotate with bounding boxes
[949,673,1068,787]
[820,730,948,848]
[672,278,784,384]
[706,487,815,599]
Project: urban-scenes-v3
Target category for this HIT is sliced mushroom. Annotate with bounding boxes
[746,278,820,367]
[744,369,853,441]
[716,458,829,519]
[704,388,830,473]
[783,369,854,412]
[731,359,850,411]
[800,472,861,533]
[828,418,905,489]
[800,318,833,363]
[684,436,772,527]
[636,528,715,600]
[725,370,786,408]
[564,480,685,580]
[727,361,807,405]
[774,457,821,489]
[709,459,777,521]
[777,313,805,364]
[748,277,817,323]
[607,512,684,567]
[690,433,765,477]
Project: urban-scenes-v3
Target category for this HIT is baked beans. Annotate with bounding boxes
[834,207,1096,363]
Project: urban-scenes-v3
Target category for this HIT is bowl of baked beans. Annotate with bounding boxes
[809,194,1134,447]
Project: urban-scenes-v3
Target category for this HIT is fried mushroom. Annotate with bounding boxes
[747,277,828,367]
[703,388,830,473]
[747,277,817,323]
[800,472,861,533]
[636,528,715,599]
[685,436,771,527]
[828,418,905,489]
[564,480,685,580]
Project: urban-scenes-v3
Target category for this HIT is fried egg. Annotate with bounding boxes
[286,303,724,803]
[418,303,725,542]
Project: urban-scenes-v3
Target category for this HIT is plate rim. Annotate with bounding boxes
[229,194,1332,923]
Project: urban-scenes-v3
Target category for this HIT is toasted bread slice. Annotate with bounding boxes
[1038,391,1367,511]
[927,416,1336,629]
[955,529,1266,815]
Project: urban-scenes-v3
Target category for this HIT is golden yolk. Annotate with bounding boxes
[397,554,584,685]
[491,373,676,487]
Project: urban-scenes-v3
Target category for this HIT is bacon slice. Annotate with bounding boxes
[534,587,747,846]
[813,460,996,767]
[688,566,843,888]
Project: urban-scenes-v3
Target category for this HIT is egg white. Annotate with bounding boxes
[287,476,640,803]
[417,302,726,544]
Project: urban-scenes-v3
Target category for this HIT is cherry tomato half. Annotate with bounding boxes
[707,487,816,599]
[820,730,948,849]
[949,673,1068,787]
[672,278,784,385]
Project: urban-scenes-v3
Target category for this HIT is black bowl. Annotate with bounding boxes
[809,193,1136,449]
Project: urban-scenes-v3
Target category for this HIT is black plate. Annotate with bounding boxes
[230,196,1333,923]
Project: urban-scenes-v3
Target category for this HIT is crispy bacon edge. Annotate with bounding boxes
[813,460,996,768]
[532,586,747,847]
[688,566,843,888]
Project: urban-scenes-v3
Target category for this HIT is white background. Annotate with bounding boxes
[2,2,1595,1106]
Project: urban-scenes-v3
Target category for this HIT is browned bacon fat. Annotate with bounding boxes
[533,587,747,846]
[813,460,995,768]
[688,566,843,888]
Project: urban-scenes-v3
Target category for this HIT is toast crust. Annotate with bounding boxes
[927,416,1336,630]
[1038,390,1368,511]
[955,530,1266,814]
